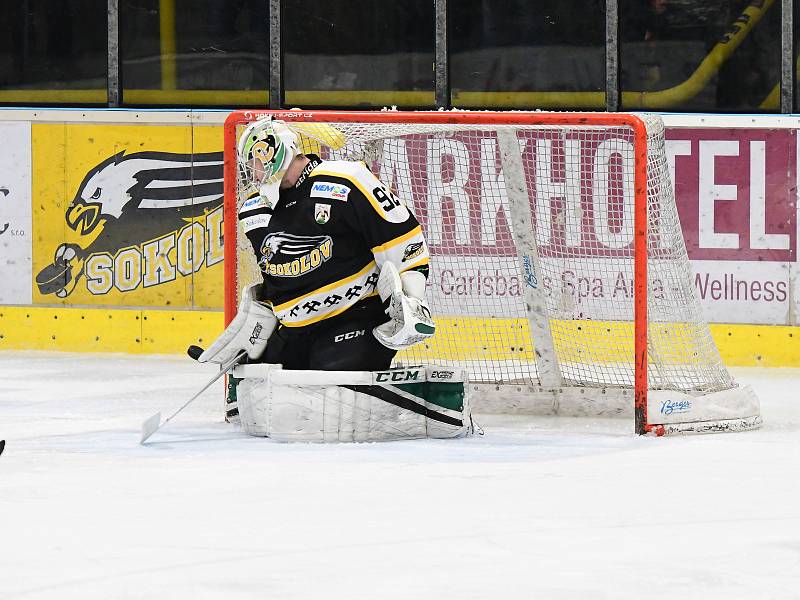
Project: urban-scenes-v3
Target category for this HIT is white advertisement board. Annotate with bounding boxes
[0,110,798,325]
[663,122,799,325]
[0,121,32,304]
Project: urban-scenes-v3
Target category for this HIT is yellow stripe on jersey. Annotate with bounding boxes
[370,226,423,254]
[371,226,430,273]
[399,257,430,273]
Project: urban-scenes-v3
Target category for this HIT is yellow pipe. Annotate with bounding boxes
[455,0,776,109]
[159,0,177,91]
[626,0,775,108]
[760,83,780,109]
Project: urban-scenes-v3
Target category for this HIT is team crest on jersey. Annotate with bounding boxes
[402,241,425,262]
[310,181,350,201]
[315,203,331,225]
[259,232,333,277]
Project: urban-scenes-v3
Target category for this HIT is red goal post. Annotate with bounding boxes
[223,109,760,435]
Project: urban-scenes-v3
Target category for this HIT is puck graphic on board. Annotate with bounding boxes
[35,260,72,295]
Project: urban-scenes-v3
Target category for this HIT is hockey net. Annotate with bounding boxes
[223,110,761,435]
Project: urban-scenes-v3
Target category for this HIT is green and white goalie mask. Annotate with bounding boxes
[229,365,472,442]
[237,118,299,192]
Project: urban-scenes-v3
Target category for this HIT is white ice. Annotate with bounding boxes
[1,351,799,600]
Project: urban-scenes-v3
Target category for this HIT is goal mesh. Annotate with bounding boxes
[224,111,756,432]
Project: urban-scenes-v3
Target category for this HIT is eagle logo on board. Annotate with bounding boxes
[35,150,224,297]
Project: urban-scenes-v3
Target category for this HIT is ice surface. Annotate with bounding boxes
[1,351,798,600]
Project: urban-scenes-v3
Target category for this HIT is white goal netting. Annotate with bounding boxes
[225,111,760,433]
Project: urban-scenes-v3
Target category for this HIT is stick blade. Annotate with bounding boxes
[140,412,162,444]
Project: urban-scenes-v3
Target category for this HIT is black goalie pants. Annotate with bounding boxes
[261,297,397,371]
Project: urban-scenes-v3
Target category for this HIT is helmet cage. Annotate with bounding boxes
[238,119,297,188]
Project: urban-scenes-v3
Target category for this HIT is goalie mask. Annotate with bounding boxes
[238,118,299,188]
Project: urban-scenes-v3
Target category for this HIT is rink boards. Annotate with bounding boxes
[0,109,797,366]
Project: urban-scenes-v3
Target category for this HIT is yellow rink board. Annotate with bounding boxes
[0,307,223,355]
[0,307,797,368]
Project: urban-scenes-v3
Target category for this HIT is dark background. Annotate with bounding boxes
[0,0,794,111]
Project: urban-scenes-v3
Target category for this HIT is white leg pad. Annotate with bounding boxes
[235,365,472,442]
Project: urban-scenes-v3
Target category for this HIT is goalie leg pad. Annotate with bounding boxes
[235,366,471,442]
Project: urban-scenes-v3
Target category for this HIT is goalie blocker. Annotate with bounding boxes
[230,364,472,442]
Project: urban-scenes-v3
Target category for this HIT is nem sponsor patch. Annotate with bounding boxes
[310,181,350,201]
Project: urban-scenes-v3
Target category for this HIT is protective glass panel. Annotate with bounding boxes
[282,0,435,108]
[450,0,606,110]
[620,0,782,112]
[795,1,799,112]
[121,0,269,107]
[0,0,107,105]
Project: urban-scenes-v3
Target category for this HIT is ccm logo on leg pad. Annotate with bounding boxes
[334,329,365,342]
[375,370,422,383]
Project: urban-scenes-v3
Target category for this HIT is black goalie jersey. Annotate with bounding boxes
[239,155,430,329]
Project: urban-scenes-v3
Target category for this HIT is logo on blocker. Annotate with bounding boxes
[249,322,264,345]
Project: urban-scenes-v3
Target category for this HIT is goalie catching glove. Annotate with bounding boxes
[198,284,277,364]
[373,262,435,350]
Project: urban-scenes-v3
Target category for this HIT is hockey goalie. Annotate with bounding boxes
[197,117,472,442]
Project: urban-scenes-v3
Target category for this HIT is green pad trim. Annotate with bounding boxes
[395,381,464,412]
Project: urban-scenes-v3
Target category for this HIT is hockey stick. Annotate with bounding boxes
[140,348,246,444]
